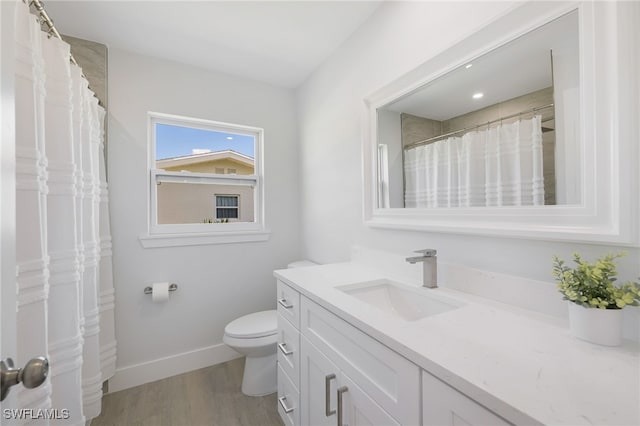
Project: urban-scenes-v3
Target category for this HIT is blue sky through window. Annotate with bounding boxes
[155,123,255,160]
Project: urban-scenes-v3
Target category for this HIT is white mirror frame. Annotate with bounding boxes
[363,1,639,246]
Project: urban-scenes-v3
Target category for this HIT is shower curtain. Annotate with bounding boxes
[404,115,545,208]
[14,2,116,424]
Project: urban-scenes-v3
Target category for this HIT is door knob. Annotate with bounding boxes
[1,357,49,401]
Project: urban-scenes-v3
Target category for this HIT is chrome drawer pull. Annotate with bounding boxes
[325,373,336,416]
[278,298,293,309]
[278,343,293,356]
[337,386,348,426]
[278,396,294,414]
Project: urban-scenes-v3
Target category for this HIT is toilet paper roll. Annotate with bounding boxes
[152,282,170,303]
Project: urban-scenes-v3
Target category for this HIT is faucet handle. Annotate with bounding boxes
[414,249,437,257]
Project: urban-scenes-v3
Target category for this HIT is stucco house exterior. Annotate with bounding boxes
[156,150,255,224]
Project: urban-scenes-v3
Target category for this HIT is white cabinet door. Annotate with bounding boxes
[340,373,401,426]
[301,335,401,426]
[300,335,338,426]
[301,297,420,425]
[422,371,511,426]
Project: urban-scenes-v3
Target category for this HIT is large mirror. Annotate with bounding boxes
[363,1,638,245]
[376,10,579,209]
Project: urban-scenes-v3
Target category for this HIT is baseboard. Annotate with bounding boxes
[107,343,241,393]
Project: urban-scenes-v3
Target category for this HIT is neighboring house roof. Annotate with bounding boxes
[157,150,254,169]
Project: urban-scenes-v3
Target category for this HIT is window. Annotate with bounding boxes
[215,195,239,220]
[143,112,268,247]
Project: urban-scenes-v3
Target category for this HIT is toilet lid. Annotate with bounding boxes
[225,310,277,338]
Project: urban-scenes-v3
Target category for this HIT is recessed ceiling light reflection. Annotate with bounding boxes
[472,92,484,99]
[465,63,473,69]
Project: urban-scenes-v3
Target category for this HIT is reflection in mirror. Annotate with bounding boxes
[377,11,579,209]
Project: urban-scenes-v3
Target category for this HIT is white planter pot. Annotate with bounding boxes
[568,302,623,346]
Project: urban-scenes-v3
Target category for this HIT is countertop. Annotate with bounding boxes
[274,262,640,426]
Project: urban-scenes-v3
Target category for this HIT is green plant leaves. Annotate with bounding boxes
[552,252,640,310]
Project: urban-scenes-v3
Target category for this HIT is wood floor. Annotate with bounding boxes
[92,357,284,426]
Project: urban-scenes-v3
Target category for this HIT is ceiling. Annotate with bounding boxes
[45,1,382,88]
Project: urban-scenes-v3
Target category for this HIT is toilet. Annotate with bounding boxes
[223,310,278,396]
[223,260,316,396]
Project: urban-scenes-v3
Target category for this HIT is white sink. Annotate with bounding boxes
[337,279,463,321]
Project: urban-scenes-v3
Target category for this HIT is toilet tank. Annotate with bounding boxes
[287,260,317,269]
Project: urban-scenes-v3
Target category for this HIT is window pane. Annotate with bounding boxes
[155,124,255,175]
[216,195,238,207]
[216,208,239,219]
[157,181,253,224]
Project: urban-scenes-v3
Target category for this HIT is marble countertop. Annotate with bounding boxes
[274,262,640,426]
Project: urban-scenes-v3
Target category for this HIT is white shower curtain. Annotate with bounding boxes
[404,115,545,208]
[14,2,116,424]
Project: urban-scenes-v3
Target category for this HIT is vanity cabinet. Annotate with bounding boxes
[422,371,511,426]
[277,281,511,426]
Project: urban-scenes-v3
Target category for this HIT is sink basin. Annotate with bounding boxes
[337,279,463,321]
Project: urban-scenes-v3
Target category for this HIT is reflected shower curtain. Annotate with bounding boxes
[14,2,116,424]
[404,116,545,208]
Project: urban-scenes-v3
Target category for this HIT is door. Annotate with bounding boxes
[1,0,48,408]
[300,336,338,426]
[1,0,18,409]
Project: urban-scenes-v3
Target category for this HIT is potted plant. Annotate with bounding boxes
[552,253,640,346]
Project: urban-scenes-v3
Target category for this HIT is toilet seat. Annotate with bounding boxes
[224,310,277,339]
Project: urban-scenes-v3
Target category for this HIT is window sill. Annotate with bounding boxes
[138,229,271,248]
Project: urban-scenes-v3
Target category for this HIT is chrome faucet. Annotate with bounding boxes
[405,249,437,288]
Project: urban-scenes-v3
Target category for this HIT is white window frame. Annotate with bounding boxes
[140,112,269,248]
[214,194,240,220]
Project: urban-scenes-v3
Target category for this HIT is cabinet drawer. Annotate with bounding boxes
[277,280,300,328]
[301,297,420,425]
[277,312,300,389]
[422,371,512,426]
[278,364,300,426]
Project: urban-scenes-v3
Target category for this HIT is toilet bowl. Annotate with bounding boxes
[223,310,278,396]
[223,260,317,396]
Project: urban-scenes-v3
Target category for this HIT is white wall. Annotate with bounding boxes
[297,3,639,335]
[107,49,300,390]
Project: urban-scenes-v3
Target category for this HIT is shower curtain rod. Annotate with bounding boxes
[404,103,554,150]
[28,0,78,66]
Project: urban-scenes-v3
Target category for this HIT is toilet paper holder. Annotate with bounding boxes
[144,283,178,295]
